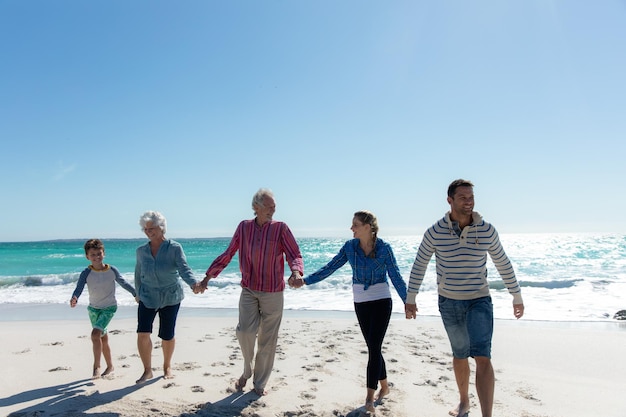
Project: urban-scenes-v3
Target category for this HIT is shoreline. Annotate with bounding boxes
[1,303,625,331]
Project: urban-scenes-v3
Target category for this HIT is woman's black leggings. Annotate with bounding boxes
[354,297,392,390]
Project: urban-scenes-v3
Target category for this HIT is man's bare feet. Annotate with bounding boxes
[163,367,174,380]
[235,376,247,391]
[136,370,153,384]
[253,387,267,396]
[101,366,114,377]
[92,367,101,380]
[376,386,390,403]
[449,403,469,417]
[364,400,376,415]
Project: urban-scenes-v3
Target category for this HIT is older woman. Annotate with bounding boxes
[134,210,201,384]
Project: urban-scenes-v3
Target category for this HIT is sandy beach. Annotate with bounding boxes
[1,304,625,417]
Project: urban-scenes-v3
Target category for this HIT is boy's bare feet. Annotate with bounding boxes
[163,367,174,380]
[136,370,153,384]
[92,367,101,380]
[253,387,267,396]
[365,400,376,415]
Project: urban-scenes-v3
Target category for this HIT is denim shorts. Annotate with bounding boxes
[137,301,180,341]
[438,295,493,359]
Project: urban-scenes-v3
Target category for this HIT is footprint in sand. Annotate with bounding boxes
[299,391,316,400]
[191,385,205,392]
[173,362,201,371]
[49,366,71,372]
[516,387,541,402]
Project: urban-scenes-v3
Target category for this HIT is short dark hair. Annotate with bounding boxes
[84,239,104,254]
[447,179,474,198]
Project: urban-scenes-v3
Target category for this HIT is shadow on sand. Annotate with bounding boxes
[176,388,368,417]
[1,377,159,417]
[2,380,370,417]
[178,389,264,416]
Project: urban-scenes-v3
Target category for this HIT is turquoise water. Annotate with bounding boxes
[0,234,624,321]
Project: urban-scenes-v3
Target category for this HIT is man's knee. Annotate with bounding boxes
[474,356,492,369]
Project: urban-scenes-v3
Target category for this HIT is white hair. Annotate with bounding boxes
[139,210,167,234]
[251,188,274,210]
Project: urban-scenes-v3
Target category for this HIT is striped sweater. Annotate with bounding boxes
[406,211,523,304]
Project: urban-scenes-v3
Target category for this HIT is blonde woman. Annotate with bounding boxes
[292,210,407,414]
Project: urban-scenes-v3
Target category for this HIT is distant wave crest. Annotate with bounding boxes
[490,279,581,290]
[0,273,80,288]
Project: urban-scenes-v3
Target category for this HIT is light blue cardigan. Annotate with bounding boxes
[134,239,196,309]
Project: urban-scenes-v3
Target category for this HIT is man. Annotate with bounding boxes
[199,188,304,396]
[405,179,524,417]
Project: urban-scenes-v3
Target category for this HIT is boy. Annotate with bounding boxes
[70,238,136,379]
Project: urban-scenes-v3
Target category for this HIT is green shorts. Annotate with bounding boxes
[88,305,118,335]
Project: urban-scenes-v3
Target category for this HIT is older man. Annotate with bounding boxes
[200,188,303,396]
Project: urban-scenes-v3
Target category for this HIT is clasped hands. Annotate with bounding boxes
[288,271,305,288]
[405,303,417,319]
[192,275,212,294]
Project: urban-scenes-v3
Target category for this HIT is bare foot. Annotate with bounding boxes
[101,366,114,377]
[364,401,376,415]
[163,367,174,380]
[449,403,469,417]
[136,370,153,384]
[92,367,101,380]
[253,387,267,396]
[235,376,247,391]
[376,386,390,403]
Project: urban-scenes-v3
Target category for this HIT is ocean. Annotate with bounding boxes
[0,234,624,322]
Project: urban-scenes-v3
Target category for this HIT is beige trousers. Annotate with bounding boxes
[236,288,284,391]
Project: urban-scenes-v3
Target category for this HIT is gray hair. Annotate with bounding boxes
[139,210,167,234]
[251,188,274,210]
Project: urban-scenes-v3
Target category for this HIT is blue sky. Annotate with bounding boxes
[1,1,625,242]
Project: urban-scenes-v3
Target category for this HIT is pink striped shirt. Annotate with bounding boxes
[206,219,304,293]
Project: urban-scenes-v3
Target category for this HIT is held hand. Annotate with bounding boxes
[193,281,207,294]
[194,275,212,294]
[513,303,524,319]
[70,296,77,308]
[405,303,417,319]
[292,276,305,289]
[288,271,304,289]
